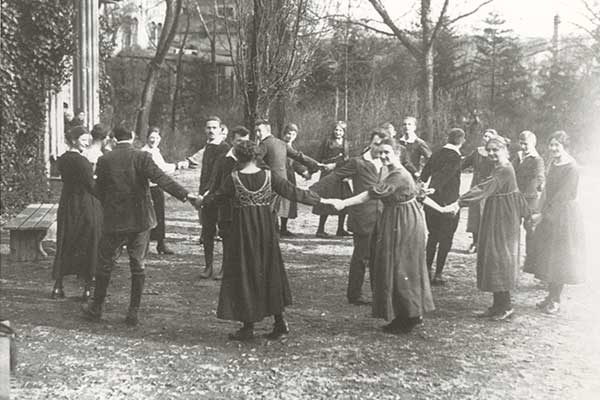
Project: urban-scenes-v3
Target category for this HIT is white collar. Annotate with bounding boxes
[443,143,461,155]
[207,137,224,145]
[225,148,237,161]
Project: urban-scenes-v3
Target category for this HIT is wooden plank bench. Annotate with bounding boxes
[4,203,58,262]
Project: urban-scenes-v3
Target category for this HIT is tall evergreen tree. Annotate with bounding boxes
[474,13,532,129]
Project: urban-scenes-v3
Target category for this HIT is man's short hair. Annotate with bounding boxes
[206,115,222,125]
[447,128,465,145]
[231,126,250,138]
[254,118,270,127]
[370,128,389,141]
[403,116,417,125]
[148,126,160,135]
[113,126,133,141]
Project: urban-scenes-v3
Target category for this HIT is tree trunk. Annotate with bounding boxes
[171,12,190,135]
[134,0,183,140]
[421,46,435,143]
[420,0,434,143]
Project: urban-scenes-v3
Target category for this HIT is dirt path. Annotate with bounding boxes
[1,170,599,399]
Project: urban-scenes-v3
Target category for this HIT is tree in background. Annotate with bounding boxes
[364,0,494,142]
[223,0,327,131]
[134,0,184,139]
[474,13,532,133]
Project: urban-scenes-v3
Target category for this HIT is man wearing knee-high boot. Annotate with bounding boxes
[82,127,195,325]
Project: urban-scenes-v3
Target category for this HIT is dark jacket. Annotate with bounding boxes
[258,135,320,180]
[333,154,384,235]
[513,153,545,200]
[96,142,189,234]
[199,141,230,194]
[208,152,237,222]
[421,147,462,206]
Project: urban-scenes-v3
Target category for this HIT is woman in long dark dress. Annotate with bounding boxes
[314,121,351,238]
[529,131,585,314]
[51,126,102,300]
[199,141,339,341]
[277,123,311,237]
[338,138,450,333]
[456,135,529,321]
[461,129,496,253]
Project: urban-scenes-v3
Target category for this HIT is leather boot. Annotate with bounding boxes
[156,240,174,255]
[212,265,223,280]
[199,240,214,279]
[125,274,145,326]
[82,274,110,321]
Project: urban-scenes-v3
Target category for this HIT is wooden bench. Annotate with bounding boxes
[4,203,58,262]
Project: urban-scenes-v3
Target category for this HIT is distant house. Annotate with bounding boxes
[113,0,236,86]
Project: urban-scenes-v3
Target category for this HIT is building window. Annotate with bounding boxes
[150,21,157,43]
[131,17,138,46]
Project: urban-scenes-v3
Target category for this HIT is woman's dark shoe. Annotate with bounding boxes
[228,327,255,341]
[265,321,290,340]
[280,229,295,237]
[400,316,423,333]
[431,275,446,286]
[381,318,403,333]
[156,243,175,255]
[335,229,352,237]
[491,308,515,321]
[316,231,331,239]
[349,296,371,306]
[51,287,65,299]
[476,307,500,318]
[536,296,551,309]
[543,301,560,315]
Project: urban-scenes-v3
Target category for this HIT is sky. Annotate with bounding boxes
[344,0,595,39]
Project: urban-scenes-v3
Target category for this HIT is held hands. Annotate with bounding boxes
[301,171,312,180]
[441,202,460,215]
[176,160,189,170]
[321,198,345,211]
[318,162,336,172]
[186,193,203,210]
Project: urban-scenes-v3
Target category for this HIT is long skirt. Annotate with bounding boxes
[476,192,528,292]
[370,199,434,321]
[217,205,291,322]
[530,201,585,284]
[52,191,102,281]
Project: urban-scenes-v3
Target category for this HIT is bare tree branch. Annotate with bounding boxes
[193,0,214,48]
[366,0,421,58]
[427,0,450,48]
[447,0,495,25]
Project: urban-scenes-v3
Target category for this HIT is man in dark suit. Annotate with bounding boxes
[197,116,231,279]
[254,119,321,214]
[201,126,251,279]
[420,128,466,286]
[313,129,388,305]
[82,127,195,326]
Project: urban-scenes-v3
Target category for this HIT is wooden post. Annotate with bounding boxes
[73,0,100,130]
